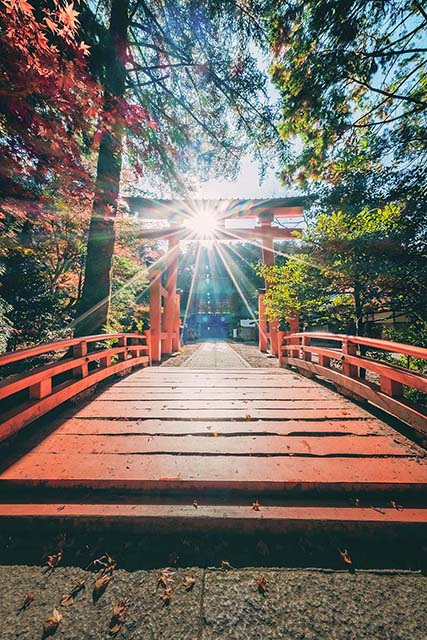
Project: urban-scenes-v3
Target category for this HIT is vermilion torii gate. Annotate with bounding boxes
[126,197,305,362]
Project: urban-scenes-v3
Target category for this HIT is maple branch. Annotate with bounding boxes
[352,106,424,127]
[347,76,427,107]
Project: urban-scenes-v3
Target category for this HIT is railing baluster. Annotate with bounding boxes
[380,376,404,398]
[342,338,358,378]
[72,340,88,378]
[302,335,311,362]
[29,378,52,400]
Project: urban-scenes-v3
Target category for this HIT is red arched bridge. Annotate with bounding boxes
[0,329,426,534]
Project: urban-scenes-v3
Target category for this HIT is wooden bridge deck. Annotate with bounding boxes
[1,365,426,531]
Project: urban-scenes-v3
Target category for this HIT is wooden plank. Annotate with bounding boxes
[1,504,426,531]
[2,454,426,492]
[97,388,336,400]
[33,434,415,457]
[54,418,385,436]
[85,399,355,410]
[70,405,370,420]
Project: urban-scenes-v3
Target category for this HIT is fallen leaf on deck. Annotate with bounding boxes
[256,575,268,594]
[108,597,129,635]
[371,506,386,514]
[93,573,112,603]
[252,500,260,511]
[220,560,232,571]
[60,579,85,606]
[245,414,251,420]
[183,575,196,591]
[42,608,62,638]
[157,569,174,589]
[17,592,34,613]
[338,548,352,565]
[391,500,403,511]
[162,587,173,605]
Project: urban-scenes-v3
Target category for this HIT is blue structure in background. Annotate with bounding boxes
[183,313,232,341]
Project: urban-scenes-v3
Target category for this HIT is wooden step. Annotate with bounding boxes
[0,503,426,533]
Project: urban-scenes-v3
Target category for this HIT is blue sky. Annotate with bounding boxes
[195,155,298,199]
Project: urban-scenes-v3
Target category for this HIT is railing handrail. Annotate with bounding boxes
[0,331,151,443]
[0,333,147,368]
[283,332,427,361]
[280,331,427,434]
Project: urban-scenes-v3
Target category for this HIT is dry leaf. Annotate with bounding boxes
[108,597,129,635]
[60,579,85,606]
[17,592,34,613]
[252,500,260,511]
[338,548,352,565]
[256,575,268,594]
[391,500,403,511]
[192,500,198,509]
[162,587,173,605]
[157,569,174,589]
[183,575,196,591]
[87,553,116,573]
[45,551,62,572]
[371,506,386,514]
[220,560,232,571]
[93,573,112,603]
[245,414,251,420]
[43,608,62,638]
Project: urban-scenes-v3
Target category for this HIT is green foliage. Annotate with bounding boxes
[259,204,426,335]
[266,0,427,192]
[0,264,12,352]
[106,254,149,333]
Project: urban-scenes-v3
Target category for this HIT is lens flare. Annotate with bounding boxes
[184,207,218,243]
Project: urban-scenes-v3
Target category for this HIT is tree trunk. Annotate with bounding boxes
[74,0,128,337]
[353,281,364,337]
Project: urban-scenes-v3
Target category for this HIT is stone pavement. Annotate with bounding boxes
[183,341,251,368]
[1,565,426,640]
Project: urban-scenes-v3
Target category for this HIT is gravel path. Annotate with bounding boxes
[2,565,426,640]
[156,343,201,367]
[227,341,279,368]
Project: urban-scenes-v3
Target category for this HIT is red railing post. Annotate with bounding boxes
[380,376,404,398]
[302,335,311,362]
[342,338,358,379]
[118,335,127,362]
[72,340,88,378]
[29,378,52,400]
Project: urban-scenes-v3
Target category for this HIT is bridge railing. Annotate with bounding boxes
[280,332,427,435]
[0,332,151,443]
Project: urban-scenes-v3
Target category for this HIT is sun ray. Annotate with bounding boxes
[183,243,202,327]
[215,244,267,343]
[67,241,180,334]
